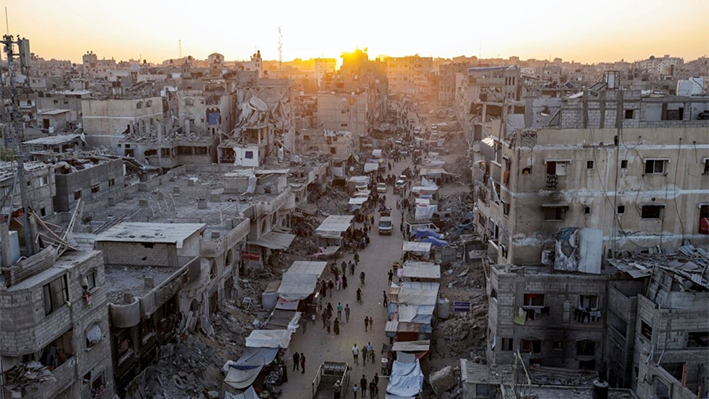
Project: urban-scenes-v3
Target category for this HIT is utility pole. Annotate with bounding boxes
[1,34,34,256]
[278,27,283,70]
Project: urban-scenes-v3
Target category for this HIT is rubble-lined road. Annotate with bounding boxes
[282,157,412,399]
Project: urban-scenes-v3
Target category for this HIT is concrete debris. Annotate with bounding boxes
[125,306,255,399]
[429,366,457,396]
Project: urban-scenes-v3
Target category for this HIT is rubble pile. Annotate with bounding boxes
[440,260,484,290]
[312,187,349,215]
[128,307,256,399]
[437,192,475,236]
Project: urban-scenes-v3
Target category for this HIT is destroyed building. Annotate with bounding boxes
[0,219,114,399]
[81,96,165,148]
[0,161,56,220]
[607,247,708,397]
[218,79,294,166]
[470,80,709,267]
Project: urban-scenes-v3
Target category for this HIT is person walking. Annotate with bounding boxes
[334,318,340,335]
[350,261,355,275]
[352,344,359,365]
[342,275,348,290]
[336,275,342,291]
[341,261,347,276]
[328,279,334,297]
[352,384,359,398]
[387,270,393,285]
[333,380,342,399]
[345,304,351,323]
[373,373,379,388]
[360,375,368,398]
[383,291,388,308]
[292,352,300,371]
[368,317,374,332]
[366,342,374,364]
[354,253,360,266]
[369,381,378,398]
[361,345,368,366]
[300,353,306,374]
[364,316,369,332]
[322,310,327,329]
[336,302,343,319]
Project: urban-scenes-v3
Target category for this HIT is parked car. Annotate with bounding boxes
[377,182,387,193]
[394,179,406,194]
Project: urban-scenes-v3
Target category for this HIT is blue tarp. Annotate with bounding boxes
[414,229,441,239]
[420,237,448,247]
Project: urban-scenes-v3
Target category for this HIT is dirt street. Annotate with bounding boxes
[281,157,413,399]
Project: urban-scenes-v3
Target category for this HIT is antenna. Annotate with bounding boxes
[5,7,9,35]
[278,27,283,70]
[179,39,182,59]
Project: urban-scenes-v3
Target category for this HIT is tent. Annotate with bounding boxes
[386,358,424,398]
[223,347,279,371]
[364,162,380,173]
[277,272,318,301]
[224,386,259,399]
[224,367,262,390]
[245,329,292,348]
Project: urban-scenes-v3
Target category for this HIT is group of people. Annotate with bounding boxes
[351,342,378,366]
[352,372,380,398]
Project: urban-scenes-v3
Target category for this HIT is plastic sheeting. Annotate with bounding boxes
[224,347,279,371]
[413,229,441,239]
[277,272,318,301]
[414,205,437,221]
[420,237,448,247]
[224,366,263,389]
[386,359,424,398]
[86,324,102,344]
[364,162,380,173]
[225,386,259,399]
[245,329,292,348]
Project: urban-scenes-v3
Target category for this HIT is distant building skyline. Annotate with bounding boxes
[5,0,708,65]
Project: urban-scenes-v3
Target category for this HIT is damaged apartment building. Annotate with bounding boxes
[217,77,295,167]
[0,162,114,398]
[66,159,316,396]
[466,67,709,396]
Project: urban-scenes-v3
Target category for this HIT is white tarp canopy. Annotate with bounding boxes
[398,287,438,306]
[364,162,380,173]
[316,215,354,234]
[224,366,263,390]
[349,197,368,205]
[248,232,296,250]
[277,272,318,301]
[402,263,440,280]
[414,204,438,221]
[372,149,383,158]
[398,304,435,323]
[287,261,327,277]
[420,168,449,178]
[244,329,292,348]
[402,241,432,253]
[387,358,424,398]
[225,386,259,399]
[265,309,301,332]
[412,185,438,193]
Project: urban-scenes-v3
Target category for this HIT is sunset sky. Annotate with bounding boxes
[5,0,708,64]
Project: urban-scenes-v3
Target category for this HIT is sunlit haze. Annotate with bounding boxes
[5,0,709,63]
